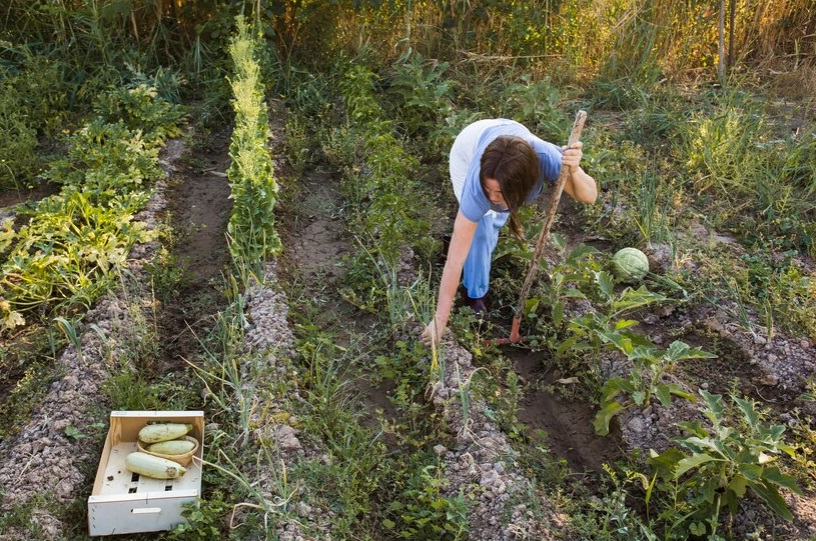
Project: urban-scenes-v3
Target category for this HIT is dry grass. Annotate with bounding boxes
[766,62,816,100]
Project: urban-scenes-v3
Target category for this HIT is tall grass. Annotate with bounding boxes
[258,0,814,80]
[676,89,816,254]
[3,1,813,89]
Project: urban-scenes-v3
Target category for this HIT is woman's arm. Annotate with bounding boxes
[421,209,478,345]
[560,142,598,204]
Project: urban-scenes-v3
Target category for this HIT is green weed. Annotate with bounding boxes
[384,49,453,138]
[595,340,715,436]
[384,457,470,541]
[647,390,802,539]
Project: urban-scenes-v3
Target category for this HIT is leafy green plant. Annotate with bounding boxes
[594,340,715,436]
[385,460,469,541]
[93,83,186,144]
[0,77,184,336]
[560,271,669,366]
[385,49,453,138]
[524,243,603,342]
[0,89,39,189]
[533,265,711,435]
[226,17,282,262]
[167,494,233,540]
[1,189,156,334]
[500,74,562,138]
[647,390,802,539]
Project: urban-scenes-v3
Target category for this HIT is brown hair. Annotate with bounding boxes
[480,135,539,239]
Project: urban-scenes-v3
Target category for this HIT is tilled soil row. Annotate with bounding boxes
[235,263,560,540]
[427,336,559,540]
[234,262,337,540]
[249,103,563,538]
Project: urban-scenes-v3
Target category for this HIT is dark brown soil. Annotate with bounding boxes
[154,130,233,372]
[166,137,233,284]
[507,346,628,473]
[275,163,404,435]
[0,181,59,209]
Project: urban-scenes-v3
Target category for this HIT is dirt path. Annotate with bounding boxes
[156,130,233,373]
[0,181,59,209]
[281,169,348,280]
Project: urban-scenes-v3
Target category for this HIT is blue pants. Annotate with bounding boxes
[463,211,509,299]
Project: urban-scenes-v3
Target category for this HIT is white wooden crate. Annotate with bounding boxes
[88,411,204,536]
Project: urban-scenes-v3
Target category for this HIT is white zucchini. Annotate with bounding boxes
[146,438,197,455]
[125,452,187,479]
[138,423,193,443]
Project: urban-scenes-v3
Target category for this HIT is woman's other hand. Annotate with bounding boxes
[561,141,584,171]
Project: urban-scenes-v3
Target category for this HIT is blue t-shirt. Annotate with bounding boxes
[460,120,562,222]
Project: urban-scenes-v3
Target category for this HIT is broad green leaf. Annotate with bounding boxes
[675,452,717,478]
[523,297,540,314]
[666,340,717,361]
[612,286,668,314]
[777,442,797,458]
[599,378,626,404]
[563,287,587,299]
[630,344,658,361]
[667,383,696,402]
[594,401,625,436]
[722,488,741,514]
[655,383,672,407]
[566,244,601,263]
[614,377,637,394]
[632,390,647,406]
[751,481,794,521]
[764,423,786,442]
[683,436,728,459]
[614,319,638,330]
[732,395,759,427]
[596,271,615,299]
[728,474,749,498]
[700,389,725,424]
[763,466,803,495]
[699,475,720,504]
[665,340,690,359]
[600,331,633,354]
[647,448,686,478]
[739,463,763,480]
[552,301,563,328]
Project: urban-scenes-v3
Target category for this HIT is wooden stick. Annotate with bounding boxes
[505,110,587,343]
